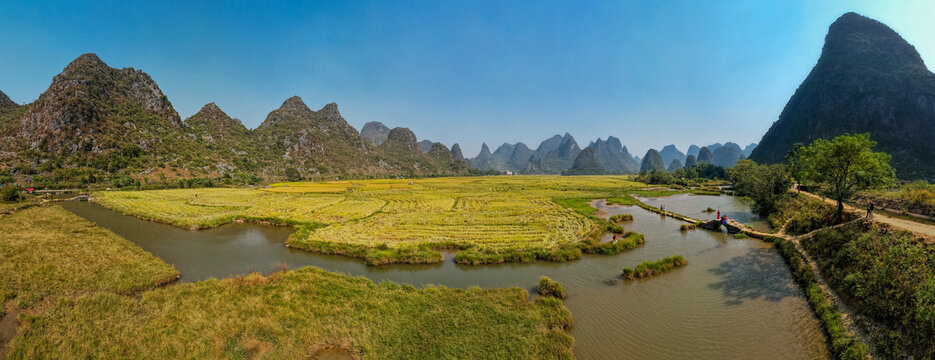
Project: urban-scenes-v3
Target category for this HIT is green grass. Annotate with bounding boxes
[769,236,869,359]
[803,221,934,358]
[621,255,687,280]
[608,214,633,222]
[537,276,567,299]
[0,205,179,307]
[8,267,573,359]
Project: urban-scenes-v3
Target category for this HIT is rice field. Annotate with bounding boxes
[94,176,651,264]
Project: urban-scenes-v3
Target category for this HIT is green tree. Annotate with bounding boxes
[799,133,895,217]
[784,142,806,193]
[284,167,302,182]
[729,160,792,216]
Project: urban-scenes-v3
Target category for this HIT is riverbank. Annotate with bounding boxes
[9,268,573,359]
[0,204,575,359]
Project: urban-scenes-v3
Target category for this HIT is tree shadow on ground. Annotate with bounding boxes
[708,247,800,306]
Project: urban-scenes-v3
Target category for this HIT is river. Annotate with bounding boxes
[60,194,828,359]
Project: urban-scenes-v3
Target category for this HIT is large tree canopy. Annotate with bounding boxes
[799,133,895,216]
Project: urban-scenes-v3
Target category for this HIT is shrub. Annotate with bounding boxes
[609,214,633,222]
[804,221,934,357]
[537,276,567,299]
[1,185,22,203]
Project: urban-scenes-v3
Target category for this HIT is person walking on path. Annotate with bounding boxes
[867,202,875,219]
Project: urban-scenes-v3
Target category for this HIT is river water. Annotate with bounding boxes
[60,195,828,359]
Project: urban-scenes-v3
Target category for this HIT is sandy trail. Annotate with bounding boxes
[800,191,935,241]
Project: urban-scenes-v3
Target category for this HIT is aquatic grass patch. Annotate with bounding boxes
[621,255,687,280]
[8,267,574,359]
[537,276,567,299]
[0,206,178,307]
[580,231,644,255]
[608,214,633,222]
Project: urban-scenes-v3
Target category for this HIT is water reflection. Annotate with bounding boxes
[708,247,799,306]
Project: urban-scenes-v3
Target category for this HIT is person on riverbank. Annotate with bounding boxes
[717,209,720,220]
[867,202,875,219]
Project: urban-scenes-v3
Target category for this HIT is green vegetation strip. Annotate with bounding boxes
[804,221,935,358]
[621,255,687,280]
[8,268,573,359]
[0,205,179,307]
[767,235,869,359]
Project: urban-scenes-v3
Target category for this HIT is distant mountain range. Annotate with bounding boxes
[0,54,470,186]
[750,12,935,179]
[465,135,755,175]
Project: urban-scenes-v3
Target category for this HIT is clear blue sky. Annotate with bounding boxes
[1,1,933,157]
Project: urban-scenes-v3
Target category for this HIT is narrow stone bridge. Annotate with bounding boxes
[699,219,745,234]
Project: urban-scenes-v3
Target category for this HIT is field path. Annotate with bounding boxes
[799,190,935,241]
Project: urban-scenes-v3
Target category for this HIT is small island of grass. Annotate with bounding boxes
[621,255,687,280]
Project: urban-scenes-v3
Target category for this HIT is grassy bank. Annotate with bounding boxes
[769,235,869,359]
[621,255,687,280]
[0,205,179,307]
[8,267,574,359]
[94,176,662,265]
[803,221,934,358]
[766,194,840,235]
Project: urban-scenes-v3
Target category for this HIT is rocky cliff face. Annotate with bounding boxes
[697,147,715,164]
[0,90,16,109]
[418,139,434,153]
[640,149,666,172]
[713,146,742,168]
[185,102,248,141]
[750,12,935,178]
[659,145,686,168]
[6,53,182,155]
[567,146,604,175]
[0,54,471,184]
[360,121,391,146]
[590,136,639,173]
[255,97,379,174]
[667,159,683,172]
[470,143,493,170]
[450,143,465,161]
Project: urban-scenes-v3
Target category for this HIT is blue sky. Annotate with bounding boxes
[1,1,933,157]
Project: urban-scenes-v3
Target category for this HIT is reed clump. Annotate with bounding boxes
[621,255,687,280]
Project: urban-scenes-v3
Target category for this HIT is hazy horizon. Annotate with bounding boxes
[2,1,933,156]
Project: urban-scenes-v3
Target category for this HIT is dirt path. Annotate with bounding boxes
[799,191,935,241]
[787,222,877,358]
[0,301,19,360]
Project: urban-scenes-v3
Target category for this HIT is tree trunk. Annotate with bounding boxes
[837,199,844,220]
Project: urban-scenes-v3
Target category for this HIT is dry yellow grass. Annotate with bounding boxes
[0,205,179,307]
[94,176,648,264]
